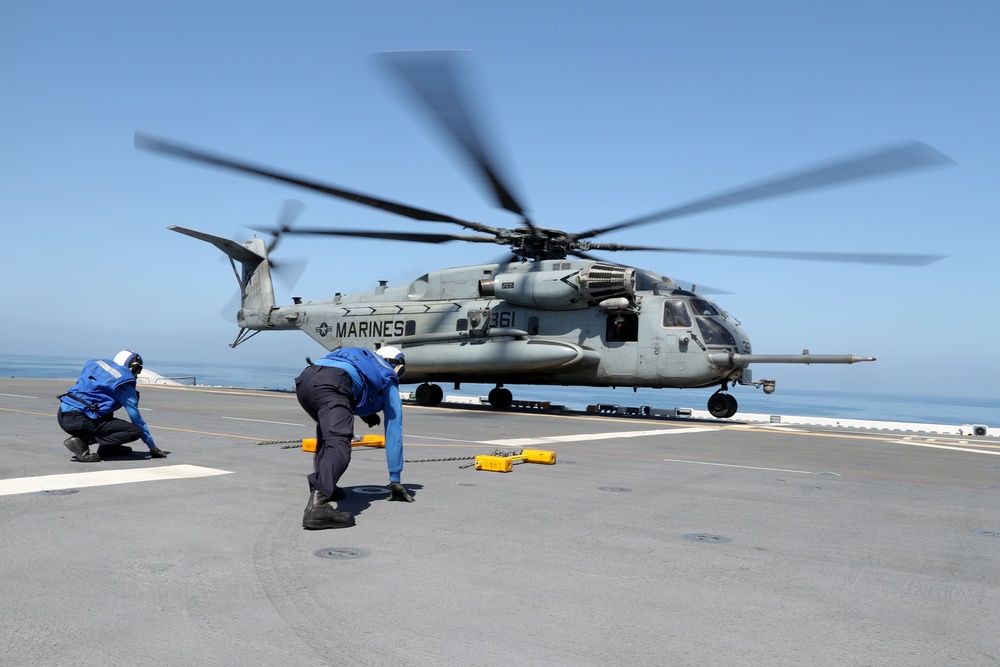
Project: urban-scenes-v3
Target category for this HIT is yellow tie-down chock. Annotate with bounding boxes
[474,449,557,473]
[301,434,386,453]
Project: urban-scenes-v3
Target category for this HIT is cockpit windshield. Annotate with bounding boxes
[696,317,737,346]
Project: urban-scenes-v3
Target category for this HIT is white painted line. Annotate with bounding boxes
[663,458,839,476]
[222,416,306,427]
[482,427,713,447]
[747,424,809,433]
[0,465,234,497]
[0,393,37,398]
[890,440,1000,456]
[407,434,482,444]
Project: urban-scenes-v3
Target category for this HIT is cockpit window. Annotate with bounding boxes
[662,299,692,328]
[690,299,721,316]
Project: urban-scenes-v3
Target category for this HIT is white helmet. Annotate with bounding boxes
[376,346,405,375]
[113,349,144,376]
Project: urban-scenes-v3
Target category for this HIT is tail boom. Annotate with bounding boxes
[169,225,278,328]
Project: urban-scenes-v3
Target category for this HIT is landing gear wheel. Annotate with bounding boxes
[708,392,738,419]
[722,393,738,418]
[488,387,513,409]
[415,383,443,407]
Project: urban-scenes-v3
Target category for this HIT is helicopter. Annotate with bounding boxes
[137,51,951,418]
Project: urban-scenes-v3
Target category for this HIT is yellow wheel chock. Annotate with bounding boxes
[302,434,386,452]
[474,449,556,472]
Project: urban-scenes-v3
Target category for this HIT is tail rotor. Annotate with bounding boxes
[253,199,309,293]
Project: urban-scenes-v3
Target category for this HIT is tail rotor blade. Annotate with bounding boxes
[270,256,309,292]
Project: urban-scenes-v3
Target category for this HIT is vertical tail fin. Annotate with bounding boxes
[169,226,276,328]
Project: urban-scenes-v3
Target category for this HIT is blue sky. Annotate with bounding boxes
[2,1,997,397]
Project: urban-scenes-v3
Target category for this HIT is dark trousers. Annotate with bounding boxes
[57,410,143,447]
[295,365,355,500]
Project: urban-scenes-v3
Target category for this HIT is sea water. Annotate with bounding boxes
[3,353,996,427]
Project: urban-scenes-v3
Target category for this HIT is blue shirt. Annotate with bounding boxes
[314,356,404,483]
[115,383,157,449]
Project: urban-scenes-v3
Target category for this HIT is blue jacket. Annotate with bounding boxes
[314,348,404,482]
[60,359,157,448]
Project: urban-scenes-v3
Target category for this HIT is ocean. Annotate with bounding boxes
[3,353,996,428]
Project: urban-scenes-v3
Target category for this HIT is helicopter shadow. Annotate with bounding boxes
[337,484,424,515]
[70,449,160,463]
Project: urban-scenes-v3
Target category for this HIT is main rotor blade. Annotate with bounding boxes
[266,227,502,245]
[567,249,606,262]
[379,51,532,225]
[135,133,500,234]
[588,244,946,266]
[573,141,954,241]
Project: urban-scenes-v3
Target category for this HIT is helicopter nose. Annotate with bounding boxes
[731,324,751,353]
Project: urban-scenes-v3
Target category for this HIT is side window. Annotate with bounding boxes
[456,318,468,332]
[527,316,539,335]
[663,300,692,327]
[607,314,638,342]
[404,320,416,336]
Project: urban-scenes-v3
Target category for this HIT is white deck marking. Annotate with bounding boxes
[0,465,233,497]
[481,427,713,447]
[222,416,306,427]
[890,440,1000,456]
[1,393,36,398]
[746,424,810,433]
[663,458,839,475]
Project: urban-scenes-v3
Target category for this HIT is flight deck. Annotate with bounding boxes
[2,378,998,666]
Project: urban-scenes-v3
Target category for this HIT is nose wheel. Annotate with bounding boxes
[708,391,738,419]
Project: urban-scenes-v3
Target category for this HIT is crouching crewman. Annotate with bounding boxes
[295,346,412,530]
[57,350,169,462]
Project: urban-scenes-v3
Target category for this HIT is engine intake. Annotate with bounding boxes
[578,263,635,303]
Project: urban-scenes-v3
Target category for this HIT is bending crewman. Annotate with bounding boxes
[295,346,412,530]
[57,350,169,462]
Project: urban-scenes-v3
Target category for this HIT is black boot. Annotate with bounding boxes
[303,489,355,530]
[64,437,100,463]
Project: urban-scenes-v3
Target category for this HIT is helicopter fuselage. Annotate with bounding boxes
[259,258,752,391]
[173,226,871,415]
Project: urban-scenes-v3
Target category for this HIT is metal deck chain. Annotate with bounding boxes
[256,439,301,446]
[408,449,522,467]
[257,438,523,467]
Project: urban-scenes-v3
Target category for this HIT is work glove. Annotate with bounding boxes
[150,447,171,458]
[387,482,414,502]
[361,413,381,428]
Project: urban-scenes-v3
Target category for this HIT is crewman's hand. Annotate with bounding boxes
[388,482,414,502]
[361,414,381,428]
[150,447,171,458]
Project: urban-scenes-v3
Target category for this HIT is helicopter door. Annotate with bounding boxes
[603,313,639,377]
[657,298,696,381]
